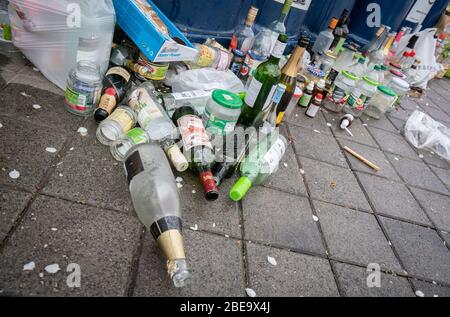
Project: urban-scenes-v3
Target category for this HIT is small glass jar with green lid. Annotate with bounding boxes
[364,86,397,120]
[202,89,243,135]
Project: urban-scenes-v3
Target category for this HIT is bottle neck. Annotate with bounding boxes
[269,39,287,61]
[278,0,292,24]
[282,45,306,77]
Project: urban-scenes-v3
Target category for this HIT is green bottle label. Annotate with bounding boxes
[204,109,236,135]
[64,86,88,111]
[298,93,312,108]
[127,128,147,145]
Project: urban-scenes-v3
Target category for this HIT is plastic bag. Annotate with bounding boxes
[169,68,245,94]
[9,0,115,90]
[404,110,450,161]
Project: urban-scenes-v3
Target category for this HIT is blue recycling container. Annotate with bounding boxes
[421,0,449,29]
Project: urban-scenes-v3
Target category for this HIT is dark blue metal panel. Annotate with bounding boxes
[421,0,450,29]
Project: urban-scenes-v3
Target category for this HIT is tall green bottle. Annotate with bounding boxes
[238,34,288,127]
[229,131,287,201]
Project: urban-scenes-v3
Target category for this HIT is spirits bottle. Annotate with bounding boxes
[238,34,288,127]
[268,0,292,51]
[128,83,189,172]
[330,9,350,53]
[231,6,259,54]
[124,143,191,288]
[312,18,339,56]
[276,36,310,125]
[230,132,288,201]
[172,105,219,201]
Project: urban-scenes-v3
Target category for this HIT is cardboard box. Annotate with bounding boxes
[113,0,197,63]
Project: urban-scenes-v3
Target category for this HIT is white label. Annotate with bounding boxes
[138,105,164,130]
[106,67,131,83]
[306,104,320,117]
[178,115,212,151]
[263,138,286,174]
[245,78,263,108]
[406,0,435,24]
[271,40,287,59]
[216,50,231,71]
[262,85,277,112]
[172,90,211,101]
[274,0,312,11]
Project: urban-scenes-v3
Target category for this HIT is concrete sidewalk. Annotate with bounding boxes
[1,42,450,297]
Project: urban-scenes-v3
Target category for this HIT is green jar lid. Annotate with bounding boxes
[378,85,397,97]
[362,76,379,86]
[380,65,388,71]
[212,89,243,109]
[374,65,381,71]
[342,70,359,81]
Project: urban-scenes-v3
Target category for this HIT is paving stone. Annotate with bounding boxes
[0,83,83,133]
[289,125,348,168]
[133,230,244,297]
[411,279,450,297]
[399,96,422,113]
[386,154,449,195]
[243,187,325,254]
[313,200,401,270]
[286,108,332,135]
[429,166,450,190]
[338,139,401,181]
[300,157,370,211]
[332,262,414,297]
[246,243,339,297]
[0,188,32,242]
[387,107,412,122]
[368,128,418,160]
[410,188,450,232]
[0,47,28,73]
[0,69,16,89]
[175,172,241,237]
[422,106,450,125]
[42,119,133,213]
[360,115,398,133]
[415,95,442,110]
[0,116,68,192]
[357,173,431,225]
[380,217,450,285]
[0,195,142,296]
[416,149,450,169]
[443,231,450,246]
[388,117,406,131]
[9,70,64,96]
[323,111,378,147]
[264,144,308,196]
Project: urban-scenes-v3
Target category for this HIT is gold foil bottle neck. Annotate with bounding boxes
[157,229,186,261]
[245,6,259,26]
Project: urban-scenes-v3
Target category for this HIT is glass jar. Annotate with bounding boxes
[388,77,410,105]
[320,51,337,74]
[324,70,358,113]
[97,106,137,145]
[343,76,379,118]
[364,86,398,120]
[203,89,243,135]
[64,61,103,117]
[110,128,150,162]
[334,46,357,72]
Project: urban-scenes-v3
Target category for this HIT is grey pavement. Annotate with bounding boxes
[1,41,450,297]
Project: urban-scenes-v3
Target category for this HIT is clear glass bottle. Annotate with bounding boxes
[312,18,339,56]
[160,90,213,115]
[96,106,137,146]
[64,61,103,117]
[124,143,191,288]
[268,0,292,50]
[111,128,150,162]
[232,6,259,54]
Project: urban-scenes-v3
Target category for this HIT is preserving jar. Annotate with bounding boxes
[97,106,137,145]
[203,89,243,135]
[364,86,397,120]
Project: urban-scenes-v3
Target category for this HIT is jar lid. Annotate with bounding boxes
[342,70,359,81]
[378,85,397,97]
[390,69,405,78]
[232,49,245,57]
[389,62,402,70]
[362,76,379,86]
[324,51,337,60]
[391,77,410,89]
[212,90,243,109]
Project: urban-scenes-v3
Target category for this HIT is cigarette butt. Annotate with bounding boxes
[344,146,381,172]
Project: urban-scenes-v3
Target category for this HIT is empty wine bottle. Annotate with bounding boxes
[230,131,287,201]
[124,143,191,288]
[128,83,188,172]
[172,105,219,201]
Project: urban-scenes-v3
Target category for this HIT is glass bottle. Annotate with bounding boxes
[268,0,292,51]
[305,93,323,118]
[111,128,150,162]
[172,105,219,201]
[312,17,339,56]
[64,61,103,117]
[232,6,259,54]
[159,90,212,115]
[124,143,191,288]
[330,9,350,53]
[238,34,288,127]
[96,106,137,146]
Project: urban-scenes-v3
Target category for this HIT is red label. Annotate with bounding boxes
[199,171,218,195]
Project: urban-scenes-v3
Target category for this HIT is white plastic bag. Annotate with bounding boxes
[404,110,450,161]
[9,0,115,90]
[169,68,245,94]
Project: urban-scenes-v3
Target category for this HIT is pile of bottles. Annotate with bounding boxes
[61,0,425,288]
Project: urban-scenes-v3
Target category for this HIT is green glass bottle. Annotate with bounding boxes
[237,34,288,127]
[229,131,287,201]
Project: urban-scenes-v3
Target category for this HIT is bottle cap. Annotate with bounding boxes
[340,119,350,129]
[199,170,219,201]
[212,90,243,109]
[105,87,116,96]
[362,76,379,87]
[307,81,315,91]
[329,18,339,30]
[246,6,259,25]
[230,176,253,201]
[408,35,419,48]
[293,86,303,98]
[378,85,397,97]
[315,93,323,102]
[167,145,189,172]
[298,35,310,48]
[317,79,326,89]
[390,62,402,70]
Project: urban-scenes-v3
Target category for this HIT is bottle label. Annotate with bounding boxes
[262,138,286,174]
[262,85,277,112]
[203,109,237,135]
[178,115,213,151]
[98,93,117,114]
[106,67,131,83]
[124,150,145,184]
[129,89,164,130]
[298,93,312,108]
[244,78,263,108]
[306,104,320,117]
[109,108,134,133]
[171,90,210,101]
[65,86,88,111]
[216,50,231,71]
[127,128,148,145]
[271,39,287,59]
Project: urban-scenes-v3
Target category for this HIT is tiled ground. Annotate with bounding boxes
[1,41,450,297]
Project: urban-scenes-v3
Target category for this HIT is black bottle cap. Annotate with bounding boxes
[408,35,419,49]
[298,35,310,48]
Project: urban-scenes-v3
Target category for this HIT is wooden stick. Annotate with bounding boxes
[344,146,381,172]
